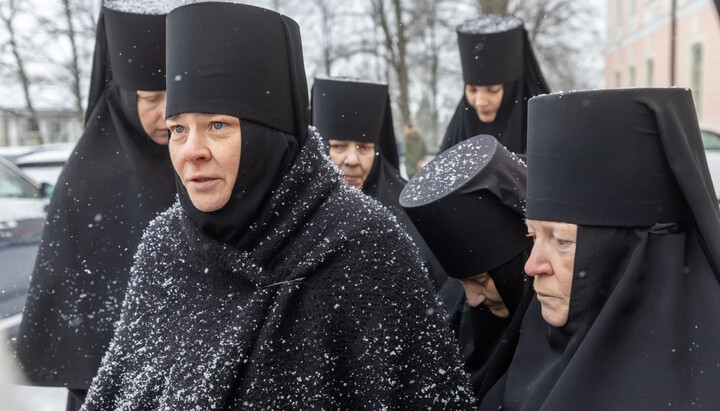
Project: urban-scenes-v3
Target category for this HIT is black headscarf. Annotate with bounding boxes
[311,77,447,289]
[15,7,175,389]
[400,135,533,396]
[440,15,549,154]
[480,88,720,410]
[165,2,307,246]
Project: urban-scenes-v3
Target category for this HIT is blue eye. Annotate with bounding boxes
[173,125,185,134]
[212,122,225,130]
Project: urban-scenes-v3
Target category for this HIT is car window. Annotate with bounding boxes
[701,131,720,150]
[0,162,39,198]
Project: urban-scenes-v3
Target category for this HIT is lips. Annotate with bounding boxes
[187,175,220,191]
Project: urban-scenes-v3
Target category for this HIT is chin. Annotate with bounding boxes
[541,307,568,328]
[189,196,227,213]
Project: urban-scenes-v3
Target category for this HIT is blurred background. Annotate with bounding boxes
[0,0,718,409]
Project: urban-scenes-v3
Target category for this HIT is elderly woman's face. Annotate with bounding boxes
[137,90,168,145]
[525,220,577,327]
[328,139,376,189]
[465,84,503,123]
[459,273,509,318]
[167,113,241,212]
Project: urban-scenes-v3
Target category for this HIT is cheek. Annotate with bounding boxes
[328,151,343,167]
[360,155,375,174]
[169,143,184,173]
[558,256,575,298]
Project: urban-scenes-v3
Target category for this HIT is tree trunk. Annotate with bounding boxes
[391,0,410,126]
[62,0,84,124]
[477,0,510,14]
[1,1,40,143]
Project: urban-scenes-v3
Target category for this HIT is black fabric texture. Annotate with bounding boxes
[401,135,531,278]
[16,89,175,388]
[480,88,720,410]
[526,88,690,227]
[312,77,446,289]
[176,121,298,245]
[15,7,174,389]
[165,2,308,141]
[440,20,549,154]
[80,133,476,410]
[104,7,166,91]
[311,78,388,144]
[456,15,524,86]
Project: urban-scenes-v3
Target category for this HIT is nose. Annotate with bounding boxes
[474,91,488,107]
[461,282,487,307]
[344,146,360,166]
[182,129,211,164]
[524,243,553,277]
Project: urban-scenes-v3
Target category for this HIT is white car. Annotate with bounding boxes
[12,143,74,187]
[701,125,720,199]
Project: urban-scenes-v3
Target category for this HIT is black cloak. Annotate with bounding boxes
[480,88,720,410]
[312,77,448,289]
[439,15,549,154]
[400,135,533,397]
[81,4,475,409]
[15,7,175,390]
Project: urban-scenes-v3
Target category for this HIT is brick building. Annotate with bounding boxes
[605,0,720,129]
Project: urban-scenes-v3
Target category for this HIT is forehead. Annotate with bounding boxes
[525,219,577,234]
[137,90,166,97]
[167,112,238,122]
[327,139,374,145]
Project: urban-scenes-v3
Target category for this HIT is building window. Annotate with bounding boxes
[615,71,622,88]
[629,66,636,87]
[616,0,623,27]
[630,0,636,16]
[690,43,703,117]
[645,59,654,86]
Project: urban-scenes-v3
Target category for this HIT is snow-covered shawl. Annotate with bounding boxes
[82,132,475,410]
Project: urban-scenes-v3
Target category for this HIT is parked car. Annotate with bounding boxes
[13,143,74,187]
[701,125,720,199]
[0,156,50,335]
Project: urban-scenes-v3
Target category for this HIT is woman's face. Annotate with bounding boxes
[459,273,509,318]
[465,84,504,123]
[167,113,242,212]
[328,139,376,189]
[525,220,577,327]
[137,90,168,145]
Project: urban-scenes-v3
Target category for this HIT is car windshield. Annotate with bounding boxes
[702,130,720,150]
[0,162,39,198]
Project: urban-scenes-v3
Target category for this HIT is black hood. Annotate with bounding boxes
[440,15,549,154]
[166,2,307,246]
[480,88,720,410]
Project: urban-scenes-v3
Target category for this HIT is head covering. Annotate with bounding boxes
[166,2,306,245]
[311,77,447,289]
[311,77,402,212]
[439,14,549,154]
[400,135,530,281]
[480,88,720,410]
[401,135,533,397]
[166,2,308,142]
[15,6,176,389]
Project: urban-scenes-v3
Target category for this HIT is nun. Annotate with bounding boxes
[439,14,549,154]
[312,77,447,289]
[80,4,475,409]
[400,135,533,397]
[480,88,720,410]
[15,6,176,410]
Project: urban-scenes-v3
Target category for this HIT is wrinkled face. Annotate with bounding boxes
[328,139,376,189]
[464,84,504,123]
[137,90,168,145]
[167,113,241,212]
[525,220,577,327]
[459,273,509,318]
